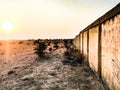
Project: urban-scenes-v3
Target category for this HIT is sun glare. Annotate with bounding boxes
[2,20,13,32]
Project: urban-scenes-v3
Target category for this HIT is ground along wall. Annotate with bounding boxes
[73,3,120,90]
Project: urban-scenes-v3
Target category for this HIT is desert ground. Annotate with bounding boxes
[0,40,105,90]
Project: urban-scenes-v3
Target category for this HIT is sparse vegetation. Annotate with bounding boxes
[63,39,83,66]
[0,40,105,90]
[34,41,47,58]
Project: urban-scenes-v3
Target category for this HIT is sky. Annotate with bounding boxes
[0,0,119,40]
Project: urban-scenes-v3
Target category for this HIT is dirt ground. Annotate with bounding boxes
[0,40,105,90]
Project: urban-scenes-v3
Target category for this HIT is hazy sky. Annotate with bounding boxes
[0,0,119,40]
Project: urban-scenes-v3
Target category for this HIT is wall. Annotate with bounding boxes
[89,26,99,74]
[80,33,83,54]
[73,35,79,50]
[101,14,120,90]
[83,31,88,62]
[73,3,120,90]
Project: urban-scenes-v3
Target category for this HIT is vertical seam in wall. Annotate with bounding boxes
[98,24,102,79]
[80,33,82,54]
[78,34,80,53]
[87,30,89,65]
[82,33,84,56]
[98,24,109,90]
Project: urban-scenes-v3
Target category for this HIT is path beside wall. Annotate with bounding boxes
[73,3,120,90]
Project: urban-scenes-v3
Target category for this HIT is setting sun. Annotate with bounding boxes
[2,20,13,32]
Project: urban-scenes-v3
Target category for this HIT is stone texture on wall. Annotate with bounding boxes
[83,31,88,62]
[101,14,120,90]
[89,26,99,73]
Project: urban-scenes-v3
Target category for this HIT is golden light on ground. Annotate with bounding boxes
[2,20,13,33]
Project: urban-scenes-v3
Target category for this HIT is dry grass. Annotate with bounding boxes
[0,40,105,90]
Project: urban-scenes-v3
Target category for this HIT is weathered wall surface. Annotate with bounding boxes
[101,14,120,90]
[76,35,80,50]
[73,3,120,90]
[83,31,88,62]
[80,33,83,54]
[73,35,79,50]
[73,35,78,49]
[89,27,99,73]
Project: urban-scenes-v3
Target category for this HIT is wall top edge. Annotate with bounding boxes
[79,3,120,33]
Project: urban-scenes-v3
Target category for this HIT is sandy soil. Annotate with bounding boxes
[0,40,105,90]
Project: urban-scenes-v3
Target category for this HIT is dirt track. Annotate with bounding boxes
[0,41,105,90]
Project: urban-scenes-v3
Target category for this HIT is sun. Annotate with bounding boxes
[2,20,13,32]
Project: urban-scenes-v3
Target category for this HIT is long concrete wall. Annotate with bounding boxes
[73,3,120,90]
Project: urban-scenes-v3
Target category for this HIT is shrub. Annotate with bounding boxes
[35,42,47,57]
